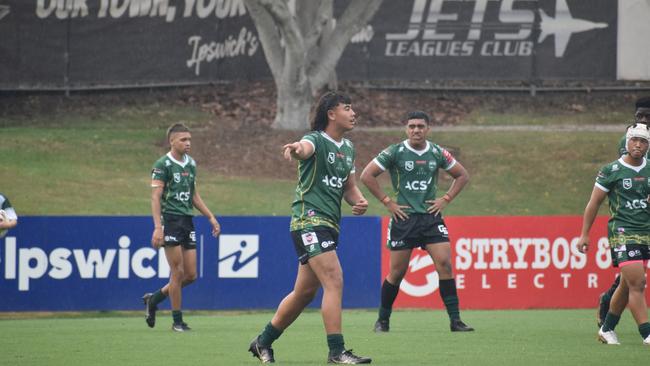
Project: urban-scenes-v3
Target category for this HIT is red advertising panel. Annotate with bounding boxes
[380,216,650,309]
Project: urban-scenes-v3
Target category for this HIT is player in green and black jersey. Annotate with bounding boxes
[142,123,221,332]
[578,122,650,346]
[597,97,650,328]
[248,92,372,364]
[360,111,472,333]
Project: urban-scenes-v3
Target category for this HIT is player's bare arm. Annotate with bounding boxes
[577,186,607,253]
[282,140,315,161]
[361,160,409,221]
[0,212,17,230]
[343,174,368,216]
[427,162,469,215]
[192,190,221,237]
[151,180,165,249]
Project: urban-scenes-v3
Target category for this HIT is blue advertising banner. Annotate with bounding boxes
[0,216,381,311]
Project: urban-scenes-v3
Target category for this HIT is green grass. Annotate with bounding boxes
[464,110,629,126]
[0,309,647,365]
[0,101,623,216]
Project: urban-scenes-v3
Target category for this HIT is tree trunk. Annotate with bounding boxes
[273,80,313,130]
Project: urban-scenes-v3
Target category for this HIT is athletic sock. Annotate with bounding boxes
[327,333,345,356]
[172,310,183,324]
[602,312,621,332]
[150,289,167,307]
[378,279,400,321]
[638,322,650,339]
[258,322,283,347]
[439,278,460,321]
[604,275,620,299]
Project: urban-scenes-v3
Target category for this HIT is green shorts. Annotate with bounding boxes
[291,226,339,264]
[387,213,449,250]
[162,213,196,249]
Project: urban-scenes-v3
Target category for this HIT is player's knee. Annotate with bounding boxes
[436,258,453,277]
[322,269,343,291]
[184,272,197,284]
[296,286,318,301]
[171,267,185,281]
[388,269,406,283]
[628,276,646,292]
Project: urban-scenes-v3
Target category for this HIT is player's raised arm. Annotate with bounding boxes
[282,140,315,161]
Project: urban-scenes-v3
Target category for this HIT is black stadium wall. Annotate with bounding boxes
[0,0,647,91]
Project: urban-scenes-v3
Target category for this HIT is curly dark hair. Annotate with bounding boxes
[311,91,352,131]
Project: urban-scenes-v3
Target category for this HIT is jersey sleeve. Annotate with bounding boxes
[151,160,168,182]
[0,196,11,210]
[438,146,457,170]
[301,132,318,152]
[1,196,17,220]
[374,145,396,171]
[595,165,615,192]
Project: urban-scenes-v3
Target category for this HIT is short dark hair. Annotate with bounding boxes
[635,97,650,110]
[403,110,430,124]
[167,123,190,141]
[311,91,352,131]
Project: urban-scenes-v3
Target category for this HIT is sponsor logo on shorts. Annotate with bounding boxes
[189,231,196,242]
[390,240,403,247]
[164,235,178,242]
[628,250,641,258]
[302,232,319,246]
[321,240,335,248]
[218,234,259,278]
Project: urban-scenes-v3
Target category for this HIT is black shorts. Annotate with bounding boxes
[291,226,339,265]
[162,213,196,249]
[610,243,650,267]
[386,213,449,250]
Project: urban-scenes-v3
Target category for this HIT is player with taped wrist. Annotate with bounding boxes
[361,110,473,333]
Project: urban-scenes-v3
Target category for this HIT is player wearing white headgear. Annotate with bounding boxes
[577,122,650,346]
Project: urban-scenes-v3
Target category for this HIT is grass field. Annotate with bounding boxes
[1,92,647,365]
[0,309,647,366]
[0,103,622,216]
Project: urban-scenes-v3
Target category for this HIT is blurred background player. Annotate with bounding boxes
[578,123,650,345]
[597,97,650,328]
[0,192,18,237]
[360,111,472,333]
[248,92,372,364]
[143,123,221,332]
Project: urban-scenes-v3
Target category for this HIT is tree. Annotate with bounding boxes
[244,0,383,130]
